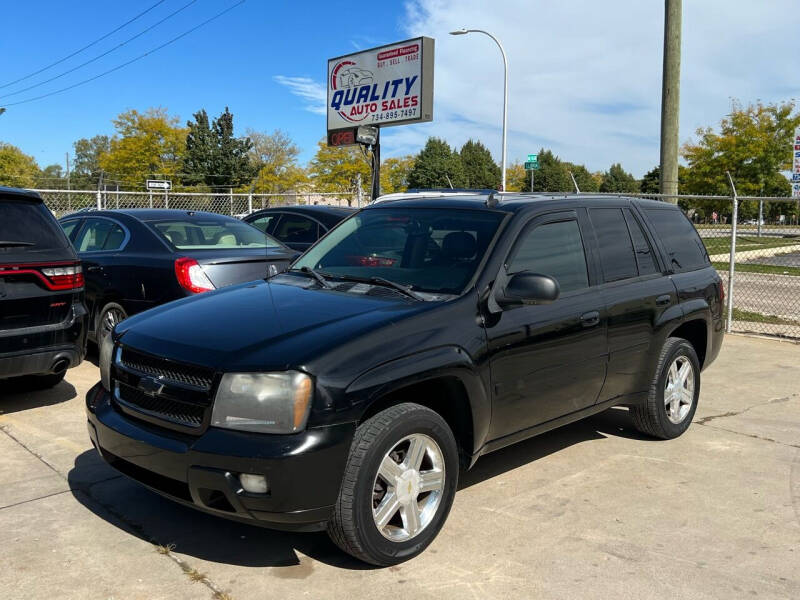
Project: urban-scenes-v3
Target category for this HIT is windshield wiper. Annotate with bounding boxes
[0,240,35,247]
[293,266,333,289]
[326,273,424,301]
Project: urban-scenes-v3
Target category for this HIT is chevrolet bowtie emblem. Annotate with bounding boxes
[137,376,165,396]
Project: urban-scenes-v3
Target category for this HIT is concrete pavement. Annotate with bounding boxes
[1,334,799,599]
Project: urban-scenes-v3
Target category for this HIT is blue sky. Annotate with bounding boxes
[1,0,798,180]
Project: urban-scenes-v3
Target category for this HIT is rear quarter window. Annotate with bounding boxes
[644,208,709,273]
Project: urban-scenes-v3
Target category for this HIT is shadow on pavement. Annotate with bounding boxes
[0,379,76,414]
[67,407,651,570]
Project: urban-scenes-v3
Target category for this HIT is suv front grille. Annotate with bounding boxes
[120,347,214,390]
[117,382,205,428]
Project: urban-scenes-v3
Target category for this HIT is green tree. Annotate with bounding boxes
[99,108,186,189]
[38,164,67,189]
[380,155,415,194]
[182,107,255,191]
[0,142,40,188]
[247,129,307,193]
[600,163,639,193]
[460,139,500,189]
[406,137,465,189]
[505,162,527,192]
[524,149,571,192]
[682,100,800,197]
[72,135,110,188]
[640,166,660,193]
[308,138,371,198]
[563,162,600,192]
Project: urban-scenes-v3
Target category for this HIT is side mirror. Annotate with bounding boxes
[496,272,560,307]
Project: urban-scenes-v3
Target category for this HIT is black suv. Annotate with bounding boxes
[86,193,723,565]
[1,187,87,389]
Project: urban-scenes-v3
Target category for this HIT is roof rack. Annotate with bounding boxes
[406,188,496,194]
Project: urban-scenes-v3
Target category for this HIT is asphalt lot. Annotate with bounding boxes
[2,334,799,600]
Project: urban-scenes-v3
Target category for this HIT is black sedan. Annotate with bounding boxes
[243,205,354,252]
[59,209,297,344]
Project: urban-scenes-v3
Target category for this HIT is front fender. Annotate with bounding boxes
[344,345,491,456]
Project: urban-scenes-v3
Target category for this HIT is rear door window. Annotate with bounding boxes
[644,208,709,272]
[0,200,69,251]
[60,219,81,243]
[589,208,638,282]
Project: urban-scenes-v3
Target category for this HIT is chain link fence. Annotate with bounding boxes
[31,185,800,341]
[35,188,362,218]
[599,188,800,340]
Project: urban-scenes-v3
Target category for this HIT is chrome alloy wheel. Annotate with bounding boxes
[665,355,695,424]
[102,307,125,337]
[371,433,446,542]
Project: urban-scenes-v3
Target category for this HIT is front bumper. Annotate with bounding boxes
[86,383,355,531]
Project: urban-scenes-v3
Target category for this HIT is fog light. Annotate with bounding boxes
[239,473,268,494]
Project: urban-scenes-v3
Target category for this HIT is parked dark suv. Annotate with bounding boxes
[86,192,723,565]
[1,187,87,389]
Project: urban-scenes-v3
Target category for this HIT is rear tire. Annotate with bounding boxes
[97,302,127,345]
[631,337,700,439]
[327,403,459,566]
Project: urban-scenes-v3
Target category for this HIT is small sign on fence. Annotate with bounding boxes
[146,180,172,191]
[792,128,800,197]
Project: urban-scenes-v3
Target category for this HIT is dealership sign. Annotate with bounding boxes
[327,37,434,138]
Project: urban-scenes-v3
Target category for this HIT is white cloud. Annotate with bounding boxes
[386,0,800,176]
[273,76,326,115]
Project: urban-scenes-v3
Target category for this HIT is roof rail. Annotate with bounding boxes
[406,188,496,194]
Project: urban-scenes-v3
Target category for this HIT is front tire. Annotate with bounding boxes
[631,337,700,439]
[327,403,459,566]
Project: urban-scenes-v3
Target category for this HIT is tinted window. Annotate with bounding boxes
[623,209,658,275]
[589,208,637,282]
[60,220,81,242]
[508,220,589,294]
[150,217,281,249]
[249,214,280,235]
[273,214,319,245]
[74,218,121,252]
[0,200,68,250]
[294,208,504,295]
[644,208,709,272]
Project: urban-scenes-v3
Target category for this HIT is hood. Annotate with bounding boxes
[116,276,428,372]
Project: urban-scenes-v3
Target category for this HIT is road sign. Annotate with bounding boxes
[527,154,537,161]
[793,128,800,197]
[146,180,171,190]
[524,160,539,171]
[326,37,434,137]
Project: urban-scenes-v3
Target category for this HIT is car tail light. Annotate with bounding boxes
[0,261,83,291]
[174,257,215,294]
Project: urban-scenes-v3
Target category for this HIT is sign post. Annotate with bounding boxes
[147,180,171,209]
[524,154,539,191]
[327,37,434,200]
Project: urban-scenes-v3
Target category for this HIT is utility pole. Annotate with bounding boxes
[659,0,682,203]
[65,152,71,191]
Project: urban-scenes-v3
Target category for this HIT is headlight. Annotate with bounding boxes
[211,372,313,434]
[99,334,114,391]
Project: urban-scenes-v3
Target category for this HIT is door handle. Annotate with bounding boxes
[86,266,102,272]
[656,294,672,306]
[580,311,600,328]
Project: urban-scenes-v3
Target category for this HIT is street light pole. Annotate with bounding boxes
[450,28,508,191]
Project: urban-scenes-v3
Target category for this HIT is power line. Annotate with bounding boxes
[1,1,246,108]
[0,0,199,100]
[0,0,166,90]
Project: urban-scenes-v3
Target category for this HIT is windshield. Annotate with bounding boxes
[149,217,283,250]
[293,207,504,295]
